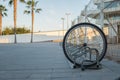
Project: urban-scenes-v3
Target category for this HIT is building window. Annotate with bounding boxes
[103,26,108,36]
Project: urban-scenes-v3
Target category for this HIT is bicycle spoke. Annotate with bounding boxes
[63,23,107,66]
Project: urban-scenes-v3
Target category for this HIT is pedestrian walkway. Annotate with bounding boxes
[0,42,120,80]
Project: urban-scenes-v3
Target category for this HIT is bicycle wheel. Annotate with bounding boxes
[63,23,107,67]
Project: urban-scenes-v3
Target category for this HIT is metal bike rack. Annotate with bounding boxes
[73,48,102,71]
[81,48,102,71]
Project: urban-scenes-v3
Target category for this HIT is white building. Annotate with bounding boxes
[80,0,120,43]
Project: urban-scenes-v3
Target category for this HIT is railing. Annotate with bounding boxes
[0,30,67,43]
[106,44,120,62]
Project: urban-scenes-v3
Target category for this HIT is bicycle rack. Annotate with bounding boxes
[73,48,102,71]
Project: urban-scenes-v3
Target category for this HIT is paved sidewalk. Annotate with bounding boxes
[0,42,120,80]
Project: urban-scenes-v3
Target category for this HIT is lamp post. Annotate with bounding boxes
[100,0,104,30]
[66,13,71,30]
[61,18,65,37]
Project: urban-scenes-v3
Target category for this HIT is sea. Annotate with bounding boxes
[0,34,63,43]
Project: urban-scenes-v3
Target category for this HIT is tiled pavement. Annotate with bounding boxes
[0,42,120,80]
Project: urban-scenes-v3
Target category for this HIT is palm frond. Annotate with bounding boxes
[0,5,4,10]
[19,0,25,3]
[3,12,7,16]
[37,8,42,11]
[4,9,7,11]
[34,1,39,7]
[8,0,13,6]
[0,5,7,15]
[26,0,32,6]
[24,10,28,14]
[27,11,31,14]
[24,10,31,14]
[24,0,42,14]
[35,8,42,13]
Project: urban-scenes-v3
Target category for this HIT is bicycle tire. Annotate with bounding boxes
[63,23,107,67]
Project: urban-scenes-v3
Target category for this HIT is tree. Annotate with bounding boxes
[24,0,42,43]
[2,27,30,35]
[9,0,25,43]
[2,27,13,35]
[0,5,7,35]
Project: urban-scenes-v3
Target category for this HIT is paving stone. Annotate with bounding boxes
[0,43,119,80]
[29,73,51,79]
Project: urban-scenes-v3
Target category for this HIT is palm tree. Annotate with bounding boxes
[9,0,25,43]
[24,0,42,43]
[0,5,7,35]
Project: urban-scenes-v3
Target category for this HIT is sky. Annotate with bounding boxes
[1,0,90,32]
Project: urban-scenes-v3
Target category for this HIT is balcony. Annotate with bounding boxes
[81,6,120,19]
[94,0,114,4]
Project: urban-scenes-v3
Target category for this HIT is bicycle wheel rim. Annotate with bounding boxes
[63,23,107,67]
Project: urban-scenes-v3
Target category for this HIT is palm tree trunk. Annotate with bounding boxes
[14,0,17,43]
[0,13,2,35]
[31,0,34,43]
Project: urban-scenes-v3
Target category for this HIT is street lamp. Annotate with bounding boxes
[61,17,65,37]
[66,13,71,30]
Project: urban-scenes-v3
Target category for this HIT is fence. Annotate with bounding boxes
[106,44,120,62]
